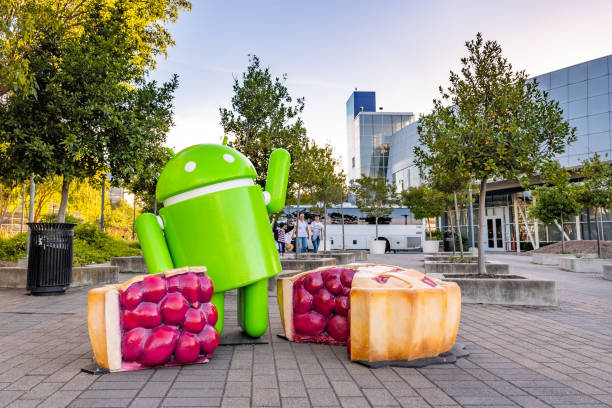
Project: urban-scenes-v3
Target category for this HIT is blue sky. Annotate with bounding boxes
[151,0,612,171]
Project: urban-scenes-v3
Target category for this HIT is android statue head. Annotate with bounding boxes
[156,143,258,206]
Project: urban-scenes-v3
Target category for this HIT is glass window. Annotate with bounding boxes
[588,112,609,133]
[589,132,611,153]
[569,116,587,135]
[569,81,587,101]
[588,76,608,97]
[535,73,550,91]
[588,94,608,115]
[382,115,393,136]
[550,68,569,88]
[560,102,569,121]
[588,57,608,79]
[569,63,587,84]
[549,86,568,103]
[393,116,402,133]
[569,99,587,119]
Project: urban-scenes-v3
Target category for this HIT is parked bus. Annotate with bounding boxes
[279,204,425,252]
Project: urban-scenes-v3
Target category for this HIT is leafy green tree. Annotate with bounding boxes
[530,163,581,254]
[0,0,191,97]
[574,154,612,257]
[220,55,309,200]
[350,176,397,240]
[306,144,346,251]
[401,184,448,240]
[415,33,575,273]
[126,146,172,213]
[0,6,179,222]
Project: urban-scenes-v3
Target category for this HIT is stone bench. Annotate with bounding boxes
[424,261,509,275]
[318,250,368,261]
[0,264,119,289]
[531,253,596,266]
[293,252,358,265]
[559,257,612,273]
[602,265,612,280]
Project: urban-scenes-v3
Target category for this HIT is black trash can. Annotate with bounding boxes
[443,230,455,252]
[26,223,76,295]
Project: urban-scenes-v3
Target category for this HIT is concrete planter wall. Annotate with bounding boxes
[268,270,302,295]
[110,256,147,273]
[531,253,596,266]
[424,261,509,275]
[443,275,557,306]
[298,252,357,265]
[422,240,441,254]
[319,250,368,261]
[602,265,612,280]
[424,255,478,262]
[0,264,119,289]
[369,240,386,254]
[280,257,336,271]
[559,257,612,273]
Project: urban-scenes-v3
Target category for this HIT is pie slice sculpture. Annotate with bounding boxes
[277,264,461,362]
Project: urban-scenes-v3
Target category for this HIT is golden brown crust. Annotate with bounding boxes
[87,286,112,369]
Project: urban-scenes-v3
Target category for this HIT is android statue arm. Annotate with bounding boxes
[237,148,291,338]
[135,214,174,274]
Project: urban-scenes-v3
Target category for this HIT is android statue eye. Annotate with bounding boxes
[184,161,196,172]
[222,154,235,163]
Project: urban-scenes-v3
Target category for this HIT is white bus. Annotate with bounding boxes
[280,204,425,252]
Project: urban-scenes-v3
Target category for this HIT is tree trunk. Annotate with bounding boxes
[454,191,463,255]
[341,197,345,251]
[447,206,456,257]
[560,213,565,254]
[375,216,379,239]
[595,207,602,258]
[57,175,71,223]
[477,179,487,274]
[586,207,592,239]
[323,202,327,251]
[296,187,301,259]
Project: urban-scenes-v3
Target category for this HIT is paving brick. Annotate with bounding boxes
[252,387,280,406]
[339,396,371,408]
[129,398,162,408]
[362,387,399,406]
[280,397,311,407]
[307,387,340,406]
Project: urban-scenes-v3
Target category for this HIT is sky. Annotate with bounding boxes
[151,0,612,171]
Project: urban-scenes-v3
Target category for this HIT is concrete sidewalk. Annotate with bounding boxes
[0,253,610,407]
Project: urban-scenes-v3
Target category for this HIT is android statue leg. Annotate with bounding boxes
[237,279,269,338]
[211,292,225,334]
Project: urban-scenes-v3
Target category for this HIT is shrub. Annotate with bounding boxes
[0,233,27,261]
[40,213,83,224]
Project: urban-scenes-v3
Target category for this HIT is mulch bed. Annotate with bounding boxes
[520,240,612,258]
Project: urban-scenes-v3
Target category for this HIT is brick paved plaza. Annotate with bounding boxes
[0,253,610,407]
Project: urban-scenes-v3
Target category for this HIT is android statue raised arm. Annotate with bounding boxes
[135,142,290,338]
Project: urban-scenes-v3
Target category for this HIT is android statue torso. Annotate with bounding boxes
[159,181,280,293]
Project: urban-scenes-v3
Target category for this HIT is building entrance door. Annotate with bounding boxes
[486,217,504,250]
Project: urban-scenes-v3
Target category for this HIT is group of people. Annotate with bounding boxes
[276,213,325,256]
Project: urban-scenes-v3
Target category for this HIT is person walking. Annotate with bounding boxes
[293,213,310,253]
[277,223,287,257]
[310,215,324,253]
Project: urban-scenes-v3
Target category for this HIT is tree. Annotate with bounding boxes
[530,163,581,254]
[415,33,575,273]
[220,55,309,201]
[574,154,612,258]
[126,146,173,213]
[307,144,346,251]
[350,176,397,240]
[0,5,179,222]
[401,184,448,240]
[0,0,191,97]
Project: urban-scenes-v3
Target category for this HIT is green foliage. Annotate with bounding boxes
[72,223,140,266]
[0,233,27,261]
[401,185,448,220]
[530,185,581,226]
[220,55,311,201]
[574,154,612,210]
[430,230,444,240]
[0,0,191,97]
[40,213,83,224]
[304,144,346,209]
[414,33,575,272]
[350,176,397,238]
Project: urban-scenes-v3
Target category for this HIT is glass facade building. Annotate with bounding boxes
[533,55,612,165]
[346,91,415,180]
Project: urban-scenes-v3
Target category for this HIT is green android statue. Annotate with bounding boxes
[135,141,290,338]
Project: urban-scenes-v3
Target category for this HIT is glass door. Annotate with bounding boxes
[486,217,504,250]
